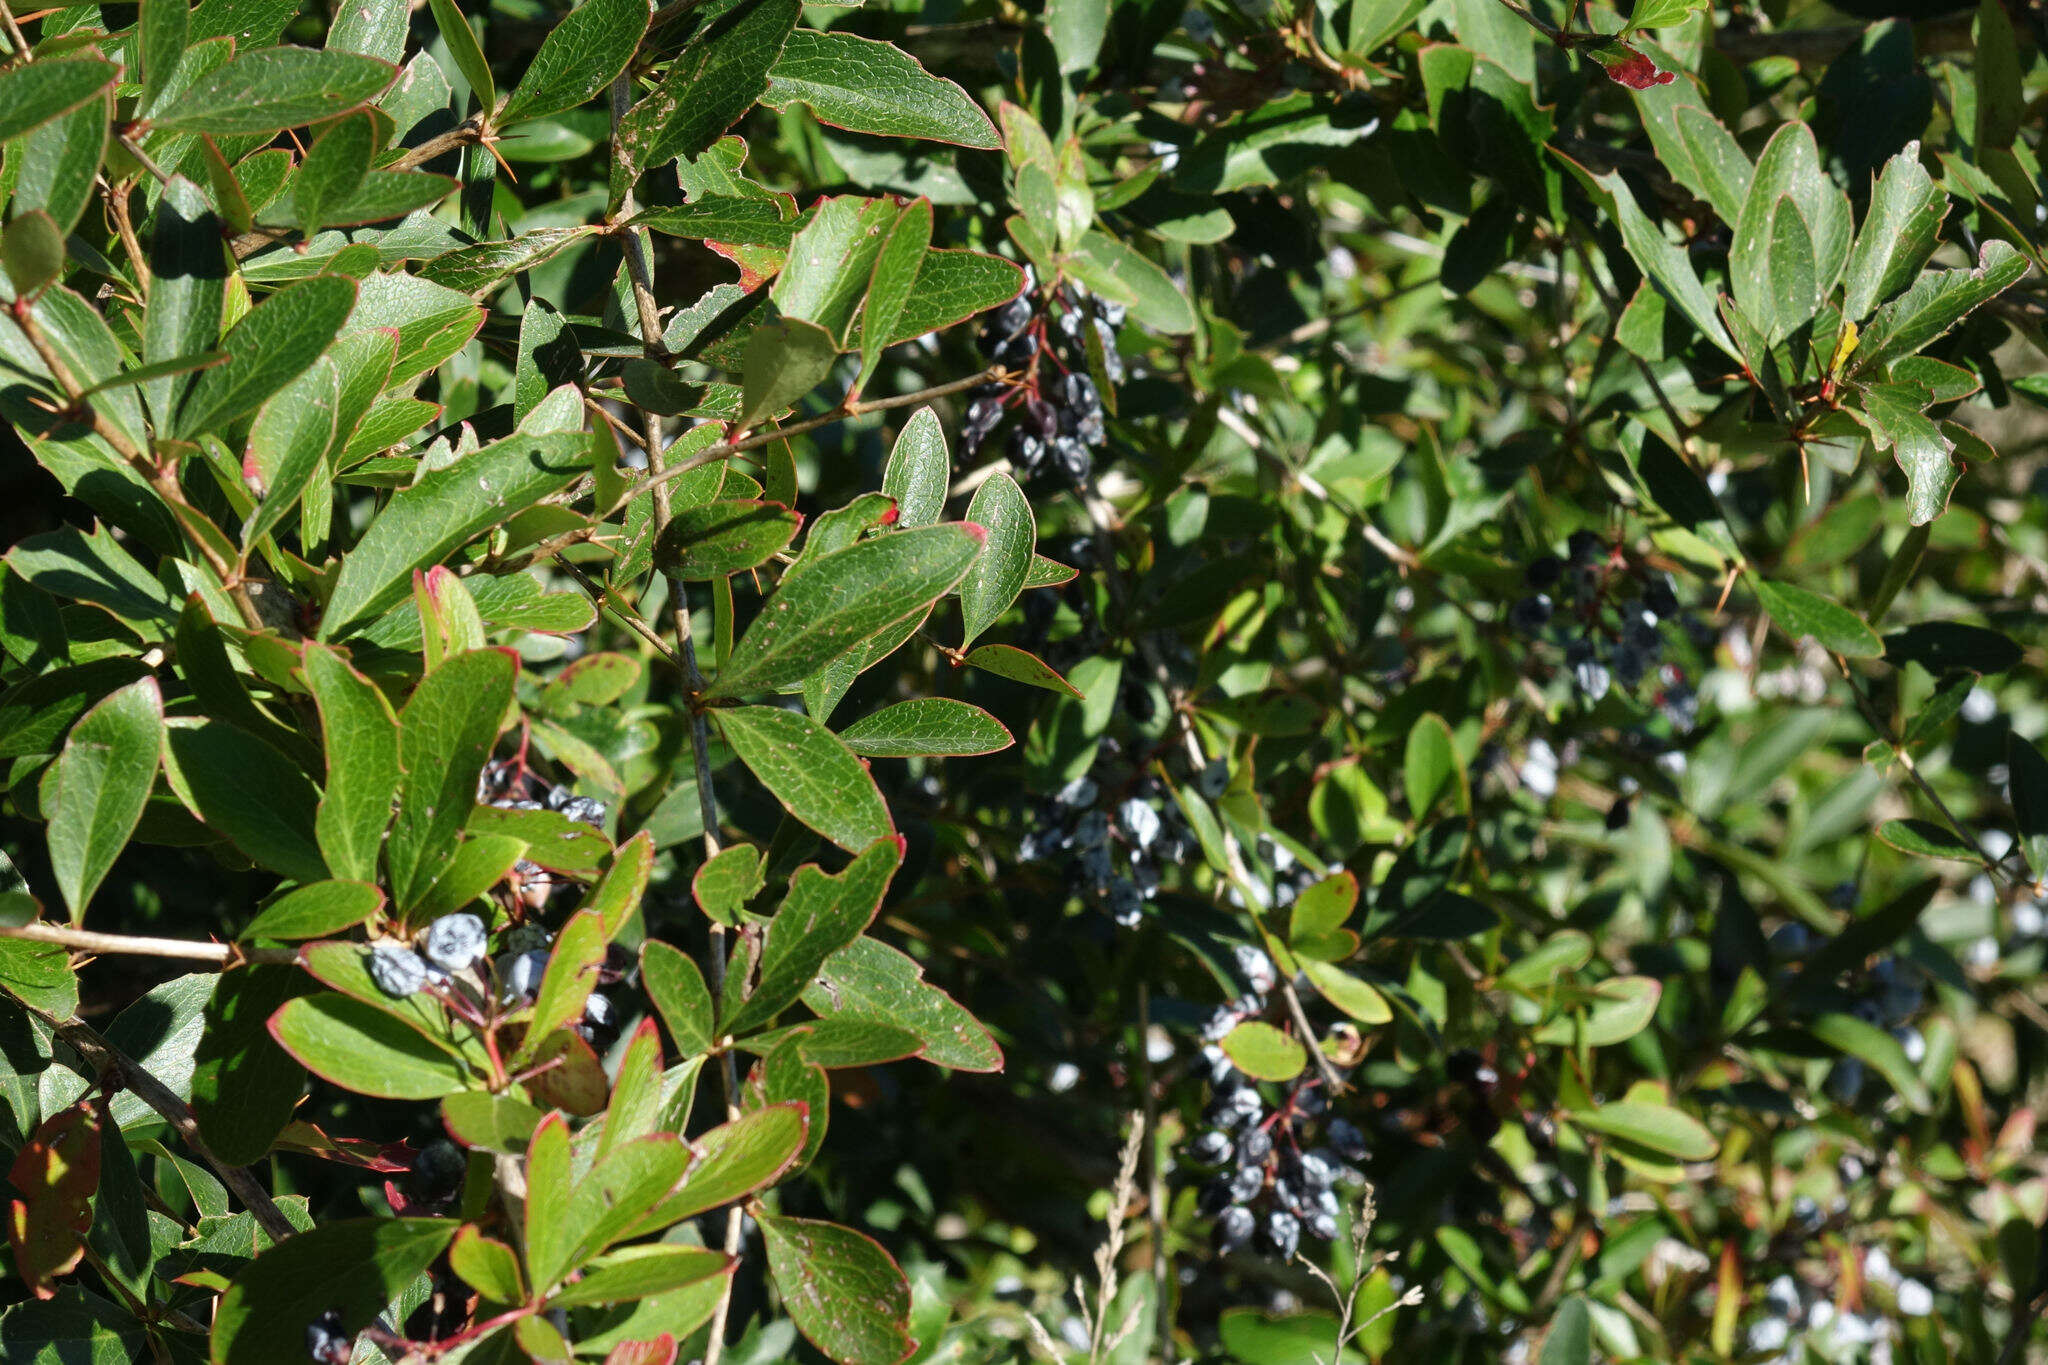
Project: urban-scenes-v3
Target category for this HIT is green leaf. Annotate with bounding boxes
[426,0,494,112]
[963,642,1082,697]
[440,1091,546,1154]
[389,649,515,910]
[1538,1298,1592,1365]
[0,937,78,1017]
[723,837,900,1033]
[10,92,112,240]
[1728,123,1850,336]
[191,965,305,1165]
[1843,142,1947,321]
[1300,960,1392,1024]
[856,201,932,391]
[619,0,800,173]
[872,249,1027,347]
[319,430,589,637]
[958,472,1033,648]
[1853,241,2029,374]
[1855,381,1959,526]
[499,0,650,125]
[45,678,162,921]
[775,196,904,344]
[242,356,342,550]
[467,803,613,872]
[763,30,998,149]
[546,1244,731,1310]
[880,407,949,529]
[736,316,838,429]
[803,936,1001,1072]
[635,1104,808,1231]
[759,1214,914,1365]
[643,940,716,1057]
[2,212,66,299]
[1589,169,1738,360]
[1046,0,1107,72]
[1221,1021,1307,1082]
[449,1225,523,1304]
[1874,818,1978,862]
[211,1218,456,1365]
[1751,577,1883,658]
[1403,712,1457,816]
[536,1129,697,1286]
[151,46,396,134]
[694,842,765,926]
[289,111,374,235]
[716,706,894,854]
[839,699,1012,758]
[655,499,804,579]
[162,719,326,881]
[521,908,607,1060]
[0,1288,147,1361]
[709,523,984,698]
[1566,1099,1718,1160]
[1810,1011,1932,1110]
[240,881,384,942]
[0,60,117,144]
[1065,229,1195,335]
[748,1017,921,1068]
[630,197,799,247]
[174,274,356,440]
[267,993,469,1099]
[302,644,400,884]
[1531,975,1662,1046]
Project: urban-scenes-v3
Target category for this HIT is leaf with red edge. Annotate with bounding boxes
[1590,40,1676,89]
[271,1120,412,1172]
[7,1101,103,1297]
[605,1337,679,1365]
[522,1027,610,1115]
[759,1213,915,1365]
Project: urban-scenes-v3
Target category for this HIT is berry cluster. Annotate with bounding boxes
[1185,947,1366,1260]
[1508,530,1704,725]
[365,908,619,1047]
[963,282,1123,486]
[1769,926,1927,1104]
[479,757,610,912]
[1745,1260,1931,1362]
[1017,751,1215,927]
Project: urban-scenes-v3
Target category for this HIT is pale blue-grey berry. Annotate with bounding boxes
[369,943,429,998]
[422,913,487,972]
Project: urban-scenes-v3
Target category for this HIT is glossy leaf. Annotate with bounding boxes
[499,0,650,126]
[758,1214,914,1365]
[388,648,515,910]
[211,1218,456,1365]
[880,407,948,529]
[709,523,983,698]
[804,935,1002,1072]
[1752,577,1882,658]
[724,836,900,1033]
[320,430,589,637]
[655,499,803,579]
[268,993,470,1099]
[763,31,998,148]
[0,61,117,144]
[958,472,1032,647]
[151,47,396,135]
[174,274,356,440]
[716,707,894,854]
[45,678,162,921]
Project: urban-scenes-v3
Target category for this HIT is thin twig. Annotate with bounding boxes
[609,71,743,1365]
[0,921,297,965]
[389,116,485,172]
[30,1005,299,1243]
[630,366,1009,507]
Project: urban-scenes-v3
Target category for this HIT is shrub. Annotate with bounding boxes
[0,0,2045,1361]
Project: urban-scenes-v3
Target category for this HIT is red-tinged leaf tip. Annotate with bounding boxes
[879,506,900,525]
[960,521,988,543]
[241,448,265,492]
[892,833,908,856]
[1595,45,1676,88]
